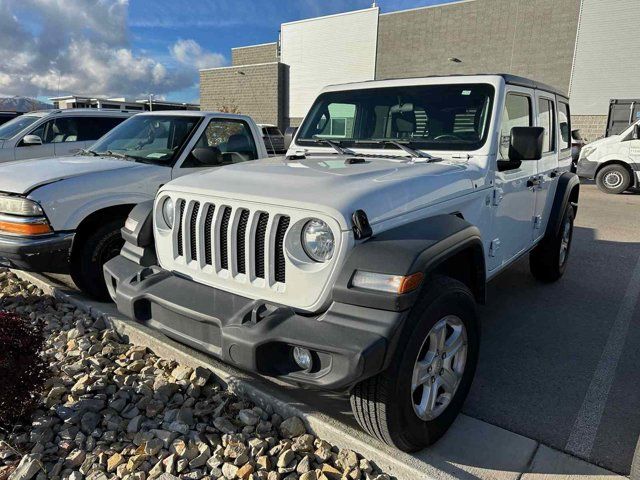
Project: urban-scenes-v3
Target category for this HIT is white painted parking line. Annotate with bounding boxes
[565,254,640,459]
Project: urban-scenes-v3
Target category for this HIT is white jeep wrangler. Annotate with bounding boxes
[105,74,580,450]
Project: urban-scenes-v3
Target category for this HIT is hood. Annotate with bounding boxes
[0,156,143,195]
[163,155,476,229]
[587,135,618,149]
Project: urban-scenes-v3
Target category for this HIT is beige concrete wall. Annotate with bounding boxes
[375,0,581,94]
[232,43,278,66]
[571,115,608,143]
[200,63,287,130]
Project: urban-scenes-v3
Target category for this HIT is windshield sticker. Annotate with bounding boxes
[145,152,166,159]
[461,90,471,95]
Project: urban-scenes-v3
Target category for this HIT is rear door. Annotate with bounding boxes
[532,93,560,243]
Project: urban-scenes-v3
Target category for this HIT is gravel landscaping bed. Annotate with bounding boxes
[0,269,391,480]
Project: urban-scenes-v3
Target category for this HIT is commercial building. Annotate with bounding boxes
[200,0,639,141]
[50,95,199,112]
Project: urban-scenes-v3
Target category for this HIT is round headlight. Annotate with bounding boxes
[162,198,174,228]
[301,219,334,262]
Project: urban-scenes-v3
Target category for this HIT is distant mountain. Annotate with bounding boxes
[0,96,53,113]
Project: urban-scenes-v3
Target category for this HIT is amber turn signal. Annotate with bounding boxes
[352,270,424,294]
[0,220,52,236]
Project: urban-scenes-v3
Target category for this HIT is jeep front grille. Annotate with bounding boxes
[172,199,291,285]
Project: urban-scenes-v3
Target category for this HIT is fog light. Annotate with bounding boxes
[293,347,312,371]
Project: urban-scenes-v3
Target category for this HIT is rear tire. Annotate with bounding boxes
[530,203,574,283]
[70,218,125,301]
[350,276,479,451]
[595,164,631,194]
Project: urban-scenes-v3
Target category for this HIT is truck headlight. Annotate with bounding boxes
[301,219,334,262]
[161,197,174,229]
[0,195,43,216]
[580,145,595,160]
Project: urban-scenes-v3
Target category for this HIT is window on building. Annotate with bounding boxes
[499,93,532,160]
[538,98,556,153]
[558,102,570,151]
[183,118,258,168]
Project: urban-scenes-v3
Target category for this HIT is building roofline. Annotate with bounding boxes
[231,41,277,50]
[379,0,475,16]
[200,62,280,72]
[281,6,378,27]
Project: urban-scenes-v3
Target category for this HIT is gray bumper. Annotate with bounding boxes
[104,254,406,391]
[576,158,598,179]
[0,232,74,273]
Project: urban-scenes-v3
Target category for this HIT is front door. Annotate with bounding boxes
[14,118,55,160]
[489,88,537,271]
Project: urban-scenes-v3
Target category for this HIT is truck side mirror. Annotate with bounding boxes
[509,127,544,161]
[284,126,298,150]
[633,124,640,140]
[22,134,43,146]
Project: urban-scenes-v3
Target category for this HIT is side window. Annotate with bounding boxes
[500,93,531,160]
[28,119,55,144]
[183,119,258,168]
[50,117,80,143]
[558,102,570,151]
[538,98,556,153]
[79,117,127,141]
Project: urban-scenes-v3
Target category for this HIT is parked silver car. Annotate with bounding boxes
[0,109,133,163]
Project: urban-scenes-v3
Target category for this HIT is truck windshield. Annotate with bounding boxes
[0,115,39,140]
[90,115,201,165]
[297,84,494,152]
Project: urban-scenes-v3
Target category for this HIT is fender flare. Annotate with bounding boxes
[118,200,157,267]
[332,214,485,312]
[546,172,580,238]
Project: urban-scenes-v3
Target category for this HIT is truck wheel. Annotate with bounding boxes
[529,203,575,283]
[350,276,479,451]
[70,218,125,300]
[595,164,631,194]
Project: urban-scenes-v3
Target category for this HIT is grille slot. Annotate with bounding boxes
[219,207,232,270]
[255,213,269,279]
[189,202,200,261]
[204,205,215,265]
[274,216,290,283]
[236,209,250,274]
[176,201,185,257]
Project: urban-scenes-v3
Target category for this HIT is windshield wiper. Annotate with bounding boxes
[77,148,99,156]
[105,150,137,161]
[383,140,432,159]
[309,138,358,156]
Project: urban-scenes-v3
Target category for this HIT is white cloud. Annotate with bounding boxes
[0,0,226,98]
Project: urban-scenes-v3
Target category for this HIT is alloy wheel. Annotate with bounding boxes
[411,315,468,421]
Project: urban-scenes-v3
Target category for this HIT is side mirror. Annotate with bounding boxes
[22,134,43,146]
[284,126,298,150]
[509,127,544,161]
[633,124,640,140]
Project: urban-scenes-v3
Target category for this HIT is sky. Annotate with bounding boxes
[0,0,450,104]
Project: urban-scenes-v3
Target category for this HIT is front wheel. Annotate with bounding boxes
[595,164,631,194]
[350,276,479,451]
[70,218,125,300]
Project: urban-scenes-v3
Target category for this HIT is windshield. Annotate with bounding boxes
[297,84,495,152]
[0,115,40,140]
[90,115,201,165]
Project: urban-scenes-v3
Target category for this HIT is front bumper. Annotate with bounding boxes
[104,254,406,391]
[0,232,74,273]
[576,158,598,179]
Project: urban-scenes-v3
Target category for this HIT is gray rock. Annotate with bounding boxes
[80,412,101,435]
[237,409,260,427]
[9,454,41,480]
[279,417,305,439]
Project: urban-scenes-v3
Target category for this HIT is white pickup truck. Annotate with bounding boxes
[0,111,268,299]
[105,74,580,450]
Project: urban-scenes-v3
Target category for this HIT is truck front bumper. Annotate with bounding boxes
[0,232,74,273]
[576,158,598,179]
[104,255,406,391]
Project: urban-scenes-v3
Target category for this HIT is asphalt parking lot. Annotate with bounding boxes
[40,183,640,475]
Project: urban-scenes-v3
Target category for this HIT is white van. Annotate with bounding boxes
[576,120,640,194]
[0,109,133,163]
